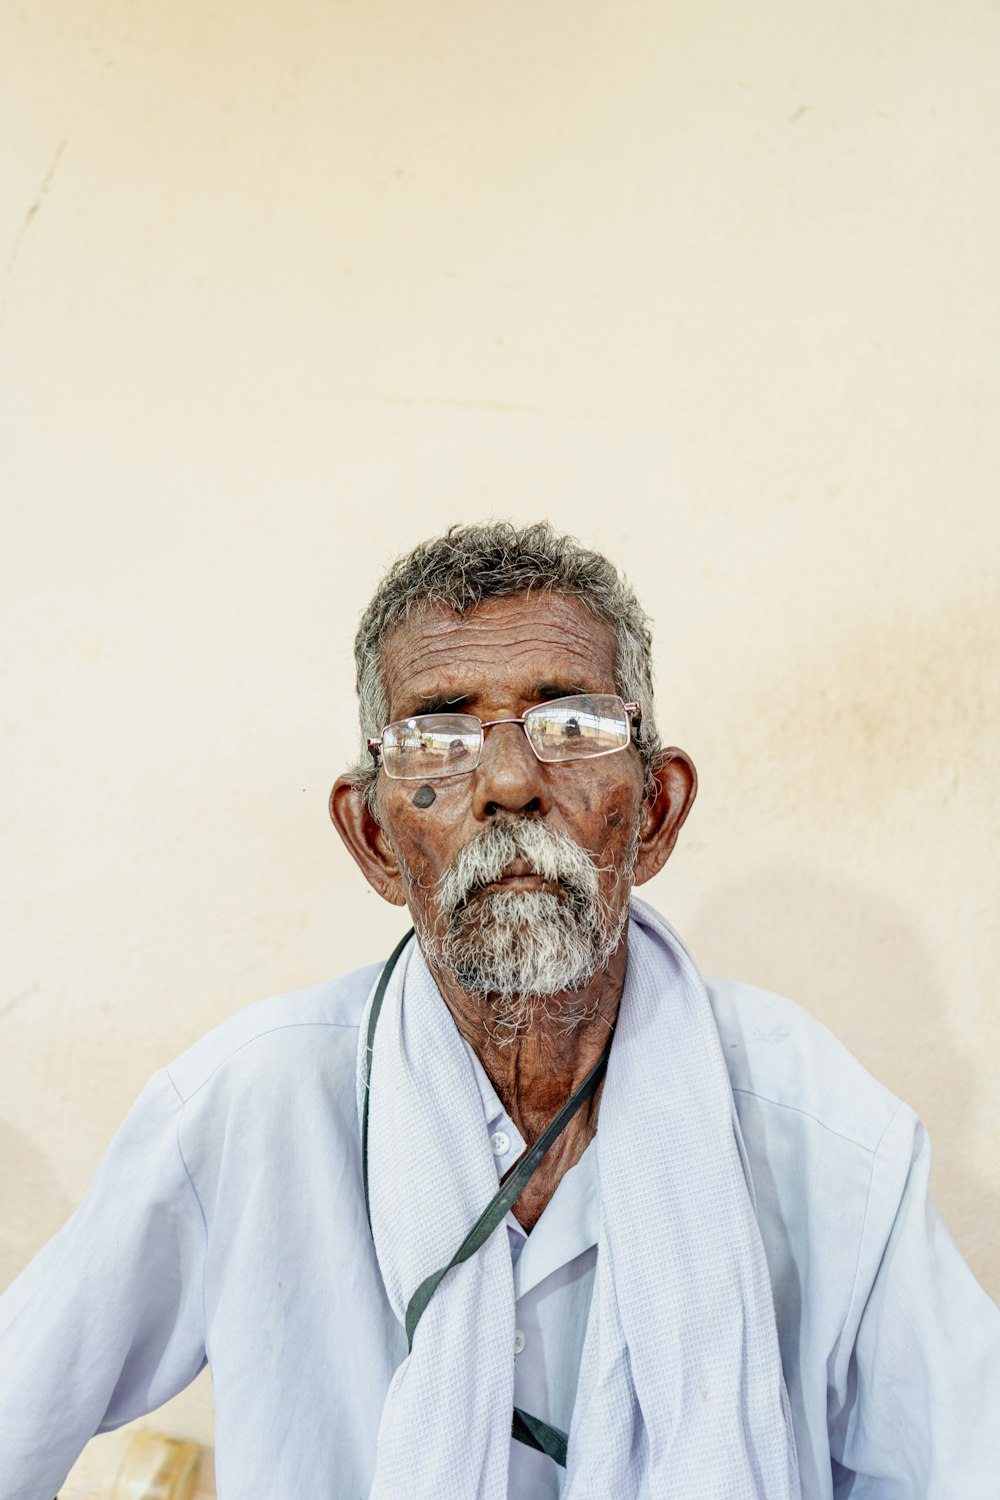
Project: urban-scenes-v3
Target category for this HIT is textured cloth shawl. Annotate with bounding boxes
[357,897,801,1499]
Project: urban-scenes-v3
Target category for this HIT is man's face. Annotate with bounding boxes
[373,591,651,1022]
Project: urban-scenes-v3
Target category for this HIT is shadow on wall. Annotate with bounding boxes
[0,1121,73,1289]
[685,866,1000,1299]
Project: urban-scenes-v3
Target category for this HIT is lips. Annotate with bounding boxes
[467,863,558,900]
[440,820,601,923]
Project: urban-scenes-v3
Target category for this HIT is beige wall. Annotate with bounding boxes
[2,0,998,1451]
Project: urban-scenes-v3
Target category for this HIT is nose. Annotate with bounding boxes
[470,721,552,821]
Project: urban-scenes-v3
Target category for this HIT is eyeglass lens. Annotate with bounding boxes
[380,694,630,780]
[381,715,482,779]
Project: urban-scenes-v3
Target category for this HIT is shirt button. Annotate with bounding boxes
[490,1131,511,1157]
[514,1329,527,1355]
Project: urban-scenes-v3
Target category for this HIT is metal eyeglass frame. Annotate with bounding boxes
[367,695,643,778]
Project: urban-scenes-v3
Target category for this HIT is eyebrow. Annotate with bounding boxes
[532,681,589,702]
[400,681,592,718]
[408,690,473,715]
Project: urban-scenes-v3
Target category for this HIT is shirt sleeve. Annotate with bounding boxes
[0,1069,208,1500]
[829,1101,1000,1498]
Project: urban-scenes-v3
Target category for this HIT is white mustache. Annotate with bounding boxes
[438,819,601,919]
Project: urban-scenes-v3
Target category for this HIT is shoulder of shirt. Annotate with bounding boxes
[705,973,908,1156]
[156,958,907,1157]
[163,960,383,1104]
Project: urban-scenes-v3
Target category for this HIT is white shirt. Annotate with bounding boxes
[1,957,999,1499]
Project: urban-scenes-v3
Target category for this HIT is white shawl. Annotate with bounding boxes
[357,897,801,1499]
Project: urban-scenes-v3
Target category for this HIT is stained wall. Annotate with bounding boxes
[2,0,998,1447]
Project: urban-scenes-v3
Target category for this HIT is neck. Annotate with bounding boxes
[426,929,628,1144]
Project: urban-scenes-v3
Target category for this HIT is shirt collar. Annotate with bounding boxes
[460,1035,509,1132]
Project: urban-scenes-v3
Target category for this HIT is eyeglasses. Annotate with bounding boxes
[368,693,642,781]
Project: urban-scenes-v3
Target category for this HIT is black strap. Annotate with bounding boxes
[512,1406,569,1467]
[401,1038,610,1349]
[361,932,610,1469]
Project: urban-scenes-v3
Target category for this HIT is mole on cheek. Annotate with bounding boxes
[412,784,437,809]
[607,807,623,828]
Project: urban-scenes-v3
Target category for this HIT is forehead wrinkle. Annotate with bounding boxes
[381,599,619,711]
[392,623,614,676]
[393,641,613,710]
[396,595,611,645]
[399,618,605,653]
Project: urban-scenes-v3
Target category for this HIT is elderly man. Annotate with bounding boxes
[1,521,998,1499]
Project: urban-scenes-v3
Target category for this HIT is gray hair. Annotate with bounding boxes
[351,520,663,812]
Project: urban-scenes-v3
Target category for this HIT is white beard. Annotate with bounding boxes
[413,818,638,1039]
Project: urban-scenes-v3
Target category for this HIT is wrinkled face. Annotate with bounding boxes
[375,592,650,1029]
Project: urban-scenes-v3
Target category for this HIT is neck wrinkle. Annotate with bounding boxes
[426,933,627,1144]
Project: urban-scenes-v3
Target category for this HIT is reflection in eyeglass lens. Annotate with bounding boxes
[380,696,630,779]
[525,696,629,760]
[382,715,481,778]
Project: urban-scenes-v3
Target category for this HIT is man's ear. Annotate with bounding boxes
[328,775,408,907]
[632,749,698,887]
